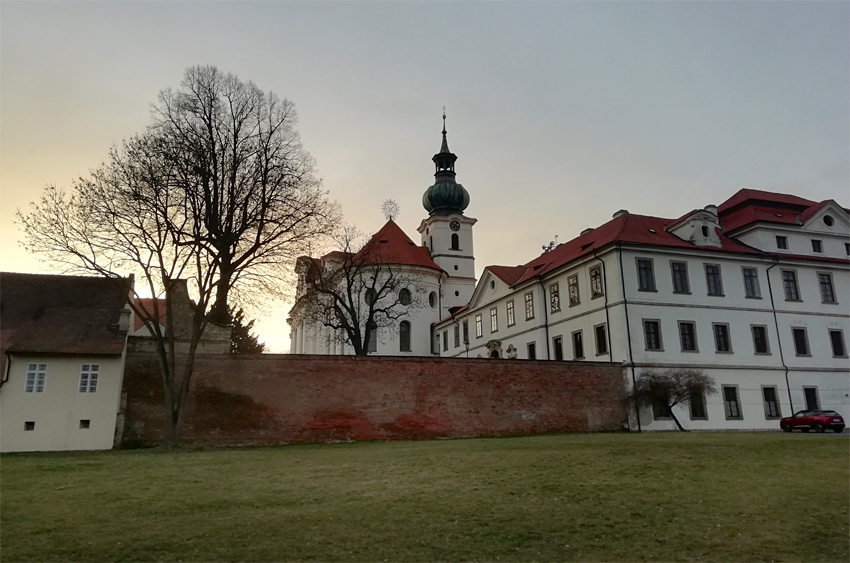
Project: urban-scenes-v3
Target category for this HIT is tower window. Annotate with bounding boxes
[451,233,460,250]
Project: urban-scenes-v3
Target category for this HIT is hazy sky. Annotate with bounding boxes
[2,1,848,352]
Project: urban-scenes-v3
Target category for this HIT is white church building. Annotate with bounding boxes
[289,119,850,432]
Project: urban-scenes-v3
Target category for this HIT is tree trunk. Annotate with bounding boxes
[670,410,688,432]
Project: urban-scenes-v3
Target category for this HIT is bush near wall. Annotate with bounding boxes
[120,353,628,447]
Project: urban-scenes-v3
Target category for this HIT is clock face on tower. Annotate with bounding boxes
[450,220,461,231]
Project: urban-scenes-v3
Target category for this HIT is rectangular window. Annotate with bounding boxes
[553,336,564,361]
[79,419,91,429]
[442,330,448,352]
[506,300,516,327]
[742,267,760,298]
[524,292,535,320]
[400,322,411,352]
[590,265,604,298]
[367,329,378,353]
[549,283,561,312]
[568,275,580,306]
[723,385,743,420]
[490,307,498,333]
[678,321,697,352]
[811,239,823,253]
[792,327,810,356]
[818,272,836,303]
[762,387,781,419]
[454,324,460,348]
[475,314,483,338]
[830,329,847,357]
[24,421,35,431]
[527,342,537,360]
[462,321,469,345]
[846,242,850,256]
[637,258,656,291]
[689,386,707,420]
[572,330,584,359]
[775,235,788,250]
[25,363,47,393]
[78,364,99,393]
[643,320,662,351]
[713,323,732,353]
[705,264,724,296]
[751,325,770,354]
[804,386,820,410]
[782,270,800,301]
[670,261,690,294]
[594,324,608,355]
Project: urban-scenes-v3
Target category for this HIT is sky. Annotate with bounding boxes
[2,1,848,353]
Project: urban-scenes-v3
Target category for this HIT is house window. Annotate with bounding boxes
[689,386,707,420]
[742,267,760,298]
[678,321,697,352]
[553,336,564,361]
[364,288,377,305]
[704,264,723,296]
[524,292,535,320]
[846,242,850,256]
[594,324,608,355]
[567,275,580,306]
[462,321,469,345]
[782,270,800,301]
[367,328,378,353]
[442,330,448,352]
[643,320,662,351]
[713,323,732,352]
[818,273,836,303]
[506,300,516,327]
[762,387,781,419]
[79,419,91,429]
[651,386,671,419]
[24,421,35,431]
[78,364,99,393]
[637,258,656,291]
[792,327,810,356]
[723,385,743,420]
[490,307,498,333]
[804,386,820,410]
[399,321,411,352]
[671,261,690,294]
[572,330,584,359]
[811,239,823,253]
[453,324,460,348]
[590,265,603,298]
[25,363,47,393]
[399,288,412,305]
[451,233,460,250]
[775,235,788,250]
[475,314,482,338]
[549,283,561,312]
[429,292,436,308]
[751,325,770,354]
[829,329,847,357]
[527,342,537,360]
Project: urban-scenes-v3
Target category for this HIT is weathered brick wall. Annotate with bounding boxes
[121,353,628,446]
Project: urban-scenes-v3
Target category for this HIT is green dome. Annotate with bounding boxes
[422,179,470,216]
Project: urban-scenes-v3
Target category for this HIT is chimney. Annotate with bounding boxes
[704,204,718,216]
[580,227,594,236]
[612,209,629,219]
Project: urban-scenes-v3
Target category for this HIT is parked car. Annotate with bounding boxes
[780,410,845,433]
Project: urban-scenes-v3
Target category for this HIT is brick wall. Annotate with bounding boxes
[121,353,628,447]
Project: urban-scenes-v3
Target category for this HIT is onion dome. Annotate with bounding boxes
[422,111,470,216]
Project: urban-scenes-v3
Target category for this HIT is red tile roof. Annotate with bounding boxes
[487,265,527,286]
[718,188,816,213]
[133,298,167,332]
[717,189,848,233]
[1,272,131,372]
[356,220,443,272]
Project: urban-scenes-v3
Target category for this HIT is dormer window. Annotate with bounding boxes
[701,226,709,237]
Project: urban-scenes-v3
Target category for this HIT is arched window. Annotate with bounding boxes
[451,233,460,250]
[364,288,377,305]
[701,225,709,237]
[399,321,411,352]
[399,288,411,305]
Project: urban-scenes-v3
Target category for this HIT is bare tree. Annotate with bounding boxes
[17,66,337,443]
[292,225,423,355]
[630,368,717,431]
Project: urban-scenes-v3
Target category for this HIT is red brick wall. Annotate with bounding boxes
[121,353,627,446]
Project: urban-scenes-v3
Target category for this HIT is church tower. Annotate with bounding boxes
[417,112,477,316]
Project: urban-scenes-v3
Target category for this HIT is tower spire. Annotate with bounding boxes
[422,109,469,216]
[440,106,450,153]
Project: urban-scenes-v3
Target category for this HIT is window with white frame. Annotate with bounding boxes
[78,364,99,393]
[524,292,535,320]
[792,327,810,356]
[829,329,847,357]
[751,325,770,355]
[25,363,47,393]
[671,261,690,294]
[782,270,800,301]
[475,314,483,338]
[678,321,697,352]
[722,385,742,420]
[549,283,560,312]
[818,272,836,303]
[643,320,662,351]
[567,275,580,306]
[594,324,607,355]
[713,323,732,353]
[506,300,516,327]
[572,330,584,359]
[705,264,723,296]
[742,267,760,298]
[490,307,498,333]
[762,387,781,419]
[590,265,604,298]
[636,258,656,291]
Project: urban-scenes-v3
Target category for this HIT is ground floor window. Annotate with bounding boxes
[689,386,707,420]
[762,386,781,419]
[594,324,607,355]
[399,321,411,352]
[803,386,820,410]
[572,330,584,359]
[723,385,742,420]
[527,342,536,360]
[553,336,563,361]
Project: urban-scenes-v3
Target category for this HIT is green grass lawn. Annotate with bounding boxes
[2,433,848,562]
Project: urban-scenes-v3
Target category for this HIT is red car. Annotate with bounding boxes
[780,410,845,433]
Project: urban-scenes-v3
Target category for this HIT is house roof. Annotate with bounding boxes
[357,220,443,271]
[717,189,848,233]
[717,188,816,214]
[133,298,167,332]
[487,265,527,286]
[1,272,131,370]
